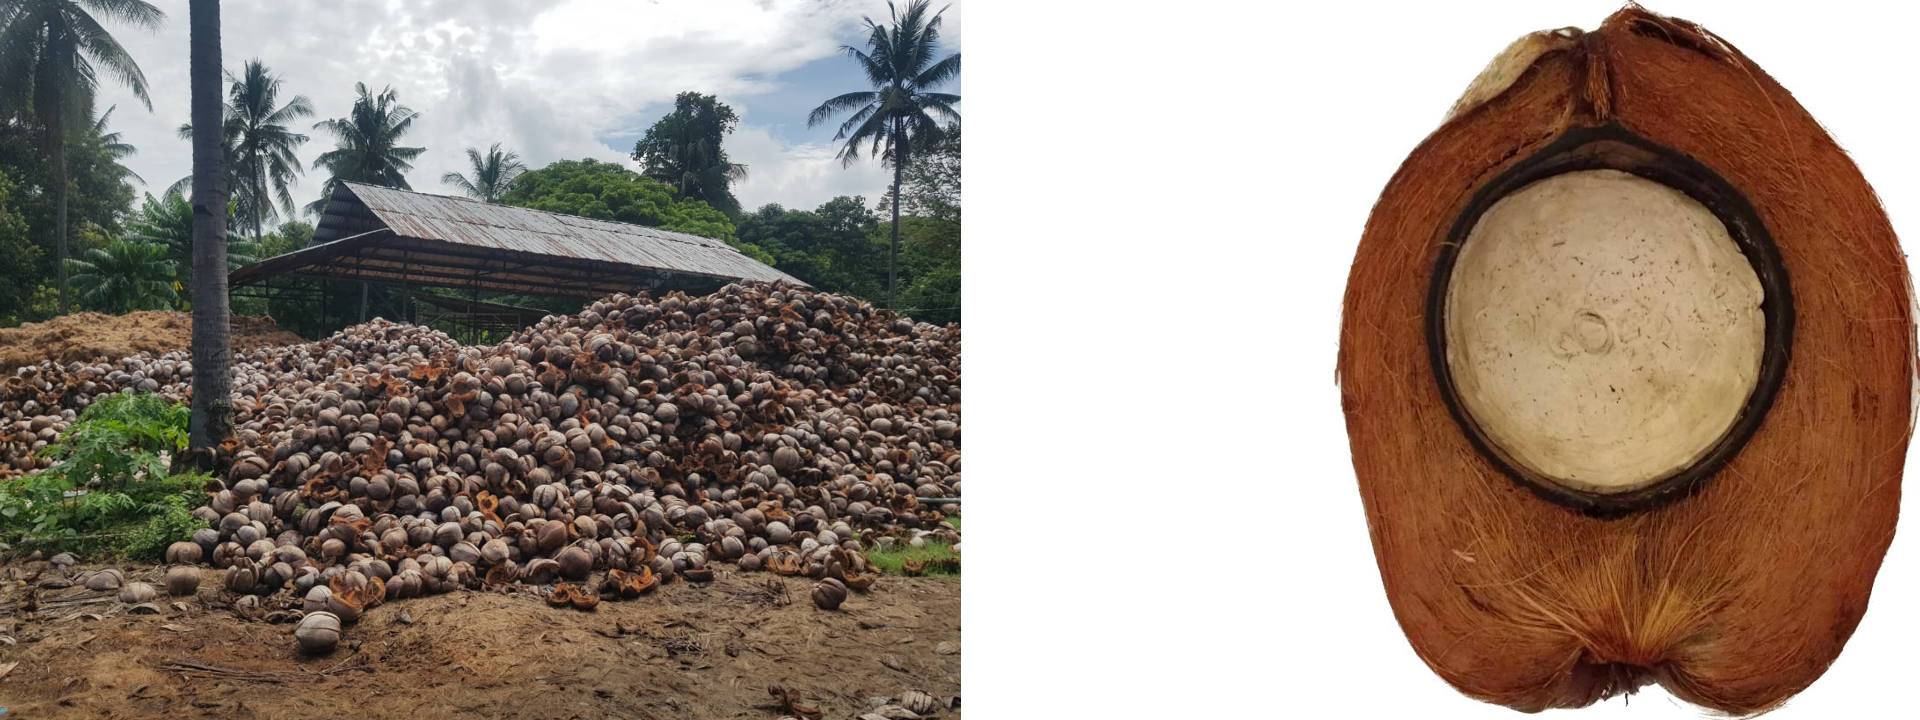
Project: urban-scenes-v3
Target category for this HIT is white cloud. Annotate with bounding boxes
[728,121,893,213]
[92,0,957,221]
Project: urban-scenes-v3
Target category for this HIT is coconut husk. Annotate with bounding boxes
[1338,5,1911,713]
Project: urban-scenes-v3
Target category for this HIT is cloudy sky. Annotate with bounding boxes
[93,0,962,220]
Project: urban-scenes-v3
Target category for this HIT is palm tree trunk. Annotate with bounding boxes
[253,164,265,250]
[889,126,902,310]
[188,0,233,450]
[54,143,69,314]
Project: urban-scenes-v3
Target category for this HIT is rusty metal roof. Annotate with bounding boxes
[231,182,804,298]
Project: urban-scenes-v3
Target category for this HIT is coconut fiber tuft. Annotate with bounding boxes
[1338,5,1913,714]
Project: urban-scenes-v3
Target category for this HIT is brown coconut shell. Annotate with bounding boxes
[1338,6,1912,714]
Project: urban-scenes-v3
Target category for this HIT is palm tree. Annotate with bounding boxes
[0,0,165,313]
[632,92,747,217]
[223,60,311,244]
[308,82,423,213]
[92,104,142,184]
[441,143,526,203]
[807,0,959,309]
[125,189,260,291]
[187,0,231,450]
[62,239,176,312]
[175,60,312,246]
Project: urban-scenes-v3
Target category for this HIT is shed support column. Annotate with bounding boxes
[359,281,369,323]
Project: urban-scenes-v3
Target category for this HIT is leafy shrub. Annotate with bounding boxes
[0,391,209,558]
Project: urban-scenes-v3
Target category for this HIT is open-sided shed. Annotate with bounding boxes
[229,182,802,301]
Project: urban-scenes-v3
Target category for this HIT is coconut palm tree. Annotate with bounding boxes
[175,59,311,246]
[807,0,959,309]
[0,0,165,312]
[187,0,231,449]
[441,143,526,203]
[167,119,242,207]
[92,104,142,184]
[308,82,423,214]
[125,189,260,290]
[62,239,176,312]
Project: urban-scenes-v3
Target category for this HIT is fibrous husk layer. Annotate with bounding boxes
[1339,6,1910,714]
[0,310,304,372]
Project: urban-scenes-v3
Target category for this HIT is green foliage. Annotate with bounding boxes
[121,189,262,303]
[226,59,314,235]
[0,392,209,559]
[889,123,960,223]
[442,143,527,203]
[0,168,42,323]
[500,158,756,252]
[259,219,313,258]
[738,197,884,298]
[738,194,959,325]
[632,92,747,218]
[0,95,142,321]
[2,285,61,327]
[175,60,315,239]
[62,239,179,313]
[308,82,424,214]
[92,105,143,185]
[806,0,960,168]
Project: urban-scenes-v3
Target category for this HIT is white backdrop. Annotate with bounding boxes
[1344,2,1920,718]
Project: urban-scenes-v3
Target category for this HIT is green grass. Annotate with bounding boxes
[868,540,961,576]
[944,516,960,530]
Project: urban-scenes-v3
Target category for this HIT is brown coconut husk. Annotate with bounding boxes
[1338,5,1912,714]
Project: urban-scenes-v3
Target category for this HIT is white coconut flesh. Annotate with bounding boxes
[1444,168,1766,494]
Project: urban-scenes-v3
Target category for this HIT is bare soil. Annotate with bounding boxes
[0,564,960,719]
[0,312,307,370]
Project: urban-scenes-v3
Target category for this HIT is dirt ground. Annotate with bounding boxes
[0,311,307,370]
[0,564,960,719]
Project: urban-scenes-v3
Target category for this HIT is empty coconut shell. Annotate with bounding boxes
[811,578,848,611]
[165,566,201,596]
[1339,6,1911,714]
[295,611,342,654]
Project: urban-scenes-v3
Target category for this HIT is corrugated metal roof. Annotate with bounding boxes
[321,182,802,285]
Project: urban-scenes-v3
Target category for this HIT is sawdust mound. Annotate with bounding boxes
[0,311,306,370]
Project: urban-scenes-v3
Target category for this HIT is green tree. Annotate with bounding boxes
[221,59,311,244]
[632,91,747,218]
[0,0,165,312]
[0,121,133,320]
[308,82,423,213]
[892,122,958,223]
[889,214,959,324]
[123,189,259,296]
[257,218,311,257]
[441,142,526,203]
[91,104,141,184]
[807,0,958,309]
[0,169,42,323]
[61,239,176,312]
[499,158,766,259]
[737,197,883,298]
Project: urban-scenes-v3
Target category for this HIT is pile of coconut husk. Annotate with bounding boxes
[0,310,306,371]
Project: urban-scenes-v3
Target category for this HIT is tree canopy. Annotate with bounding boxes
[498,158,760,258]
[308,82,423,213]
[441,142,526,203]
[632,91,747,219]
[63,239,177,313]
[807,0,960,308]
